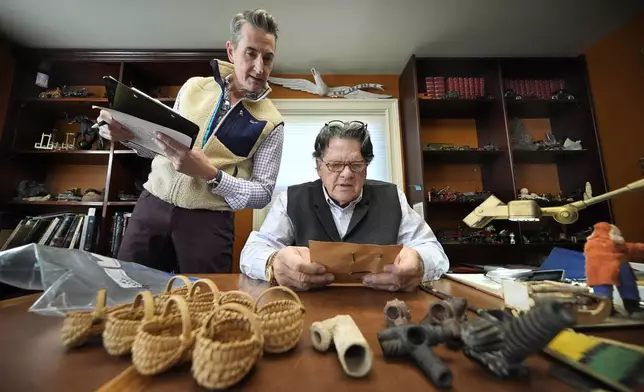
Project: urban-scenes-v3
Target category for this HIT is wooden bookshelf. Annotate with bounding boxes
[0,49,227,255]
[399,55,611,266]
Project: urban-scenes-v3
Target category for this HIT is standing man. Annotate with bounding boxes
[97,9,283,274]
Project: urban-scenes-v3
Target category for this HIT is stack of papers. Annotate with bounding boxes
[94,106,193,158]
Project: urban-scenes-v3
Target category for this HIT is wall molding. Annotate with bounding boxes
[252,98,403,231]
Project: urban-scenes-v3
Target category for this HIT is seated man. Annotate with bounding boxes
[240,120,449,291]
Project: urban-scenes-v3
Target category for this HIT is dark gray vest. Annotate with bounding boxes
[286,179,402,246]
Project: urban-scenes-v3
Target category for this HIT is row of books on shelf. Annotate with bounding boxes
[424,76,487,99]
[0,208,99,252]
[108,212,131,259]
[503,79,566,99]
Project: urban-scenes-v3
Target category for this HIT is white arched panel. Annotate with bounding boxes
[252,98,403,231]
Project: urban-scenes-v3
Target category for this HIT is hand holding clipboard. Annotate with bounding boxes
[94,76,199,158]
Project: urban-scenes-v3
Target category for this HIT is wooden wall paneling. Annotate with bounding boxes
[585,12,644,240]
[421,119,479,146]
[44,164,107,196]
[398,55,425,209]
[232,209,253,274]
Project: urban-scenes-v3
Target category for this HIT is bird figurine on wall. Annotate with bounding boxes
[268,68,392,99]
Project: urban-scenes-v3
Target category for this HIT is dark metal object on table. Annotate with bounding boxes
[378,324,453,389]
[384,299,411,327]
[422,297,468,326]
[420,283,484,314]
[419,283,509,327]
[461,301,576,379]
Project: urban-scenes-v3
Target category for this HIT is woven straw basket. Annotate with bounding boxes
[102,290,155,356]
[254,286,305,354]
[218,290,256,310]
[192,303,264,390]
[186,279,221,326]
[153,275,193,313]
[132,295,197,376]
[61,289,126,348]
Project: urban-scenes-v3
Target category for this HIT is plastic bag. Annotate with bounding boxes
[0,244,181,317]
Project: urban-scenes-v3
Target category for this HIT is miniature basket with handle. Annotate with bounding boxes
[254,286,305,353]
[102,290,155,356]
[218,290,256,310]
[61,289,127,348]
[192,303,264,390]
[153,275,193,313]
[186,278,220,327]
[131,294,197,375]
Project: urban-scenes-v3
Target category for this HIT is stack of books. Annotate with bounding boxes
[0,208,99,252]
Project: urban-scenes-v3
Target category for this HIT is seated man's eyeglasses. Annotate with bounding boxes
[321,120,368,173]
[322,160,367,173]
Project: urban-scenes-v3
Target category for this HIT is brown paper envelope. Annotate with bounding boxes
[309,240,403,284]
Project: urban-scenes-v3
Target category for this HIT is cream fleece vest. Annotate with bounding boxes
[143,60,283,211]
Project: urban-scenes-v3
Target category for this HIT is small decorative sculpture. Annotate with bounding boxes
[310,315,373,377]
[584,182,593,201]
[384,299,411,327]
[67,114,102,150]
[518,188,548,202]
[421,298,467,326]
[378,324,454,388]
[502,280,613,325]
[15,180,50,201]
[563,138,583,150]
[62,133,76,150]
[38,87,62,99]
[461,301,575,379]
[551,89,575,100]
[82,188,104,203]
[62,86,94,98]
[57,188,82,202]
[34,133,54,150]
[584,222,643,315]
[269,69,392,99]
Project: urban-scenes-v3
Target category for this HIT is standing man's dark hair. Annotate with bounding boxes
[231,9,279,45]
[97,9,285,274]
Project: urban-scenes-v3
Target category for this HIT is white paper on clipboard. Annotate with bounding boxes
[93,106,193,157]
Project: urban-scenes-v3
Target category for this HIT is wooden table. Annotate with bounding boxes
[1,274,642,392]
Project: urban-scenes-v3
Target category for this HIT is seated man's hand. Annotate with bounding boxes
[273,246,335,291]
[362,246,424,292]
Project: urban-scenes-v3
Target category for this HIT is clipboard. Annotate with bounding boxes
[102,76,200,150]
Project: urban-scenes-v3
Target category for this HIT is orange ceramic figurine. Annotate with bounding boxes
[584,222,643,314]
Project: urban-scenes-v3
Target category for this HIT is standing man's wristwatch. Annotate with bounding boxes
[206,169,223,191]
[265,251,278,285]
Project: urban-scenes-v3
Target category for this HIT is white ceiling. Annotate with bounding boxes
[0,0,642,74]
